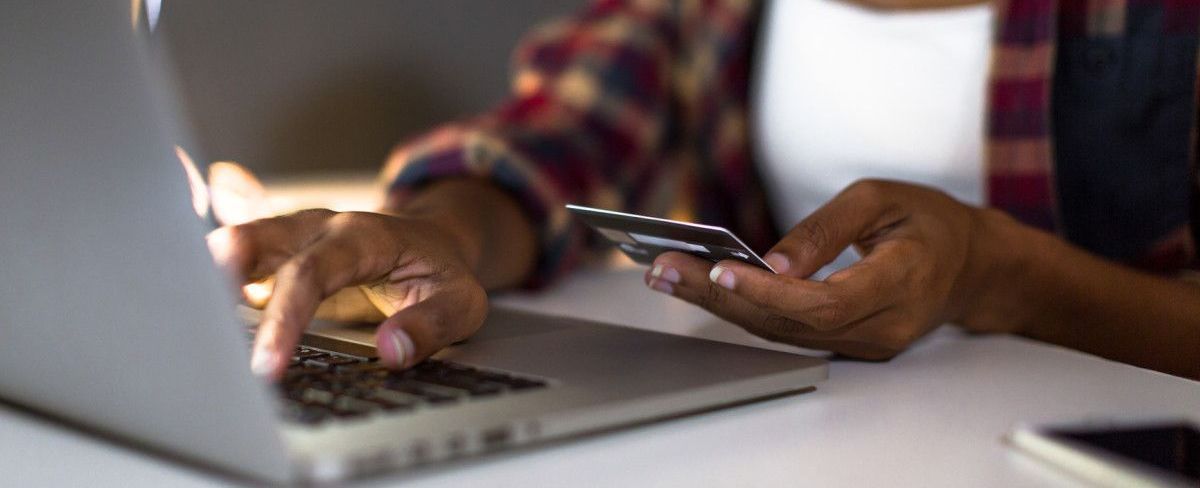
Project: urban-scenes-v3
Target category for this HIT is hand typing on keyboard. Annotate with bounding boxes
[205,177,538,381]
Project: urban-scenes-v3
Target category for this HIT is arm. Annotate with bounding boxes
[208,179,535,379]
[380,0,681,287]
[646,180,1200,380]
[395,178,537,291]
[214,1,684,378]
[966,212,1200,379]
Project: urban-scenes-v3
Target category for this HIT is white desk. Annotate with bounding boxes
[2,265,1198,487]
[4,173,1197,486]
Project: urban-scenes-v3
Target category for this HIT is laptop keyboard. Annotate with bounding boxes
[277,346,548,426]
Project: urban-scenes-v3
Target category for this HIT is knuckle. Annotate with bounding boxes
[807,295,851,329]
[699,282,727,310]
[224,221,256,245]
[758,313,801,337]
[796,220,831,258]
[846,178,888,201]
[292,208,336,221]
[748,314,839,346]
[327,211,356,226]
[283,253,323,282]
[758,284,785,310]
[858,270,895,302]
[331,210,380,227]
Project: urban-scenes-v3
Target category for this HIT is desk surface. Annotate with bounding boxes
[5,174,1198,486]
[3,266,1198,487]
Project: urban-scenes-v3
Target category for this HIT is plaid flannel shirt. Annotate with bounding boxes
[382,0,1200,287]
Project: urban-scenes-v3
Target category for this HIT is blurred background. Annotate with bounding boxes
[152,0,585,177]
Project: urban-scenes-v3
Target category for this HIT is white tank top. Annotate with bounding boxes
[752,0,993,263]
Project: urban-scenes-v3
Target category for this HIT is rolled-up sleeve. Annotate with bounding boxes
[380,0,681,288]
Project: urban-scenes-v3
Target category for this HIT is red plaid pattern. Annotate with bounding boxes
[383,0,1199,286]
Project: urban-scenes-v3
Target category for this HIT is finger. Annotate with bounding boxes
[206,208,334,284]
[649,253,878,344]
[649,252,846,337]
[648,252,731,310]
[241,277,390,323]
[313,287,390,323]
[374,280,488,369]
[251,230,379,379]
[764,180,908,278]
[707,252,902,331]
[647,253,814,338]
[207,161,272,226]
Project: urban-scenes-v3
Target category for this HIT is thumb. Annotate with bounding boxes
[766,180,905,278]
[373,283,488,369]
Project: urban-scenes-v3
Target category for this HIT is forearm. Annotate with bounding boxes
[385,178,537,290]
[965,211,1200,379]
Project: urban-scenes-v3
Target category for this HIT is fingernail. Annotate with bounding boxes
[764,253,790,273]
[647,277,674,295]
[250,347,276,378]
[379,328,415,369]
[650,264,681,284]
[709,265,735,290]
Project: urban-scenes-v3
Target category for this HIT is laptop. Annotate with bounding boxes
[0,2,828,484]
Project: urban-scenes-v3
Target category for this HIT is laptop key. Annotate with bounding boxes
[293,349,326,361]
[277,353,548,422]
[304,356,360,370]
[332,362,387,376]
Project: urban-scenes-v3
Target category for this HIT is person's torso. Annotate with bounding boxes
[752,0,995,234]
[664,0,1197,269]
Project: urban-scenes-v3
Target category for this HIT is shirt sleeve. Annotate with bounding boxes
[379,0,680,288]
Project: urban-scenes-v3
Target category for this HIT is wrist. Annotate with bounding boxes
[385,178,537,289]
[392,181,486,270]
[956,208,1041,334]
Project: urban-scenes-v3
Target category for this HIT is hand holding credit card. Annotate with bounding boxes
[566,204,777,273]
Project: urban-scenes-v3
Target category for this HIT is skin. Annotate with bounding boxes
[207,178,535,379]
[212,175,1200,381]
[200,0,1190,379]
[646,180,1200,380]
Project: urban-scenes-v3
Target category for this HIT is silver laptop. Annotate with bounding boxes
[0,2,827,484]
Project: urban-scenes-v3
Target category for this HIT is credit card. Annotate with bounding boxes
[566,204,776,272]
